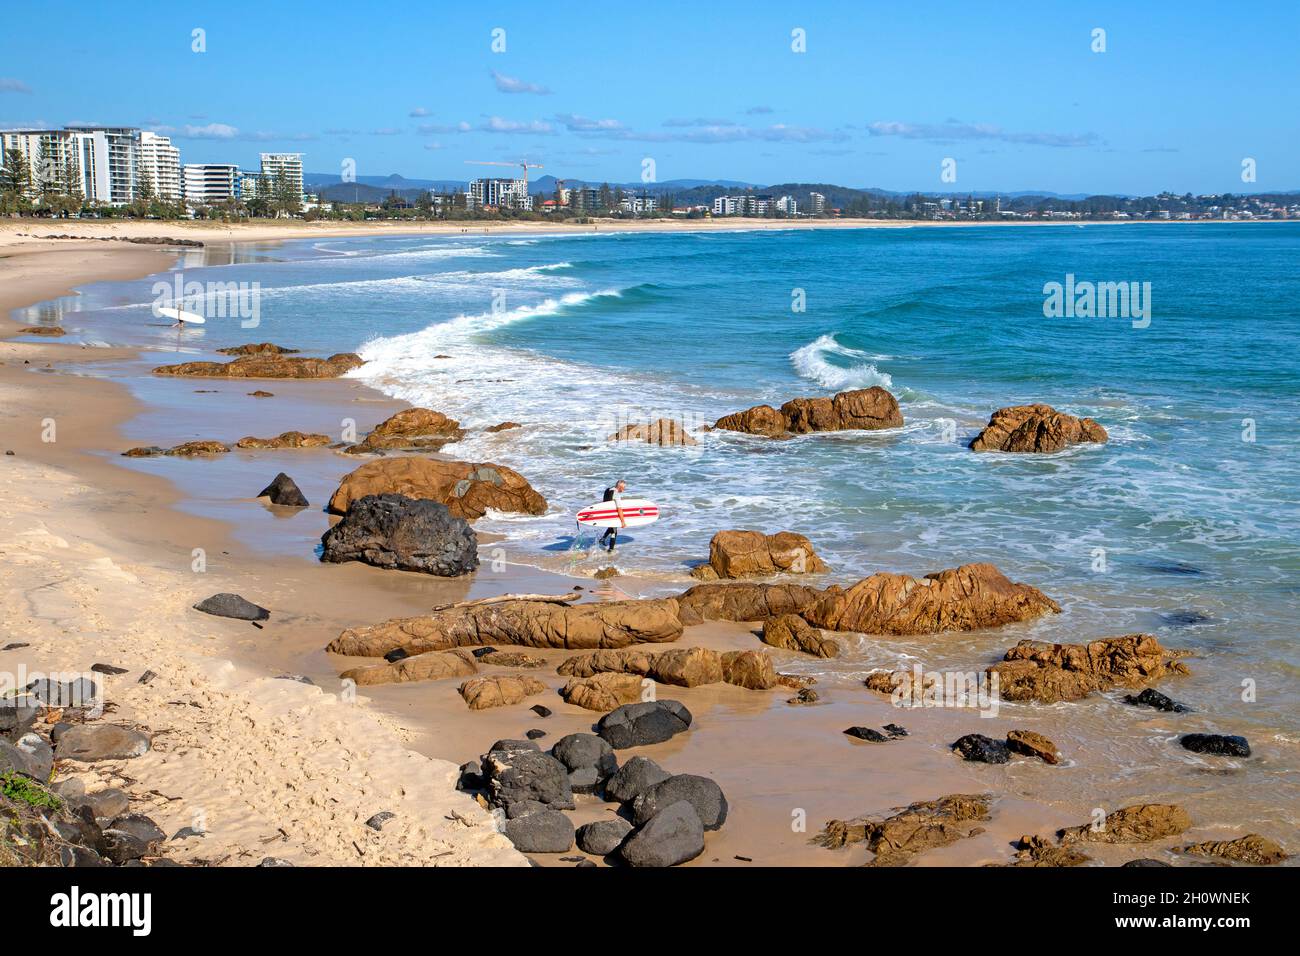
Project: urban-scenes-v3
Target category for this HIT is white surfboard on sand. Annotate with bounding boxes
[576,498,660,528]
[156,306,206,325]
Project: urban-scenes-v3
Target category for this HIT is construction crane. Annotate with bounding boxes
[465,160,545,189]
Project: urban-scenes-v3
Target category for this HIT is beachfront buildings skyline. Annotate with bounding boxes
[0,125,151,205]
[0,126,305,208]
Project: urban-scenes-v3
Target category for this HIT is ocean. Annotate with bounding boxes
[23,223,1300,834]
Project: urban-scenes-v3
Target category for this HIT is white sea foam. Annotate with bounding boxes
[790,334,895,390]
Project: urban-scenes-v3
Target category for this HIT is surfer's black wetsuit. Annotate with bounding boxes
[599,486,622,551]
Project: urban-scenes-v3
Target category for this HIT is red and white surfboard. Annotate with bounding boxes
[576,497,661,528]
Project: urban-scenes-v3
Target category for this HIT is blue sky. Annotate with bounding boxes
[2,0,1296,194]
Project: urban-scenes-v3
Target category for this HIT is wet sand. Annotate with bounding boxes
[3,235,1293,868]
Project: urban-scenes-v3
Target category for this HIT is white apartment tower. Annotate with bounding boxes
[259,152,304,198]
[809,191,826,214]
[138,131,181,200]
[183,163,240,205]
[468,177,531,210]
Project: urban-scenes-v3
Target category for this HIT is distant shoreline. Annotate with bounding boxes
[0,214,1286,251]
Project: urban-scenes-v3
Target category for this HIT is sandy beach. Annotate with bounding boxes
[2,226,1293,870]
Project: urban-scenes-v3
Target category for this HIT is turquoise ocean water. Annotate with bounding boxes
[19,224,1300,825]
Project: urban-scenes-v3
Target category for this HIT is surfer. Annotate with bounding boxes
[599,479,628,552]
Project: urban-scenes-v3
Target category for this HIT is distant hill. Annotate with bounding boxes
[529,175,758,196]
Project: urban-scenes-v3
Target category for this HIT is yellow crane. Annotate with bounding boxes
[465,160,545,189]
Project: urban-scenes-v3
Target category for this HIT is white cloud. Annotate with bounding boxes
[492,71,551,95]
[183,122,239,139]
[481,116,555,134]
[409,107,430,117]
[0,78,32,94]
[868,120,1099,148]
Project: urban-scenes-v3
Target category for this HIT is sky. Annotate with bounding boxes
[2,0,1296,195]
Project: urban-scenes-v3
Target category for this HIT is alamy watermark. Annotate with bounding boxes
[876,663,1001,718]
[151,273,261,328]
[1043,273,1151,328]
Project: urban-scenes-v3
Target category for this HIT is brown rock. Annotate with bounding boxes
[327,456,547,519]
[593,566,619,580]
[761,614,840,658]
[694,530,829,580]
[486,421,521,432]
[817,794,992,866]
[649,648,723,687]
[216,343,300,355]
[713,404,786,437]
[328,598,683,658]
[675,581,825,626]
[247,390,275,398]
[863,671,899,695]
[166,440,231,456]
[19,325,64,336]
[347,407,466,454]
[969,403,1108,453]
[720,650,777,690]
[781,386,903,433]
[1006,729,1061,765]
[560,673,646,711]
[154,352,363,379]
[803,563,1059,635]
[557,648,658,679]
[1058,804,1192,844]
[556,647,721,688]
[716,387,902,437]
[1178,834,1288,866]
[478,650,546,668]
[607,418,699,447]
[1008,834,1091,867]
[339,649,477,686]
[990,634,1189,704]
[235,430,330,449]
[459,674,546,710]
[777,673,816,690]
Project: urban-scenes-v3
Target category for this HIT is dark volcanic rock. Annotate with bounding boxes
[1123,858,1172,867]
[193,593,269,621]
[551,733,618,777]
[844,727,889,743]
[596,700,693,750]
[457,760,484,791]
[1125,688,1191,712]
[320,493,478,576]
[102,814,165,864]
[951,734,1011,764]
[604,755,672,804]
[620,800,706,867]
[576,818,633,856]
[1160,610,1215,627]
[56,724,151,762]
[0,698,40,740]
[257,472,309,507]
[631,774,729,831]
[502,808,575,853]
[1180,733,1250,757]
[482,746,574,813]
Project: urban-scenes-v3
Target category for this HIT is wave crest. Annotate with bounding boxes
[790,334,894,391]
